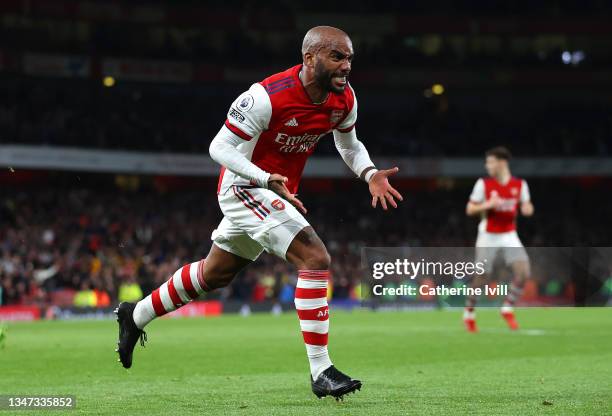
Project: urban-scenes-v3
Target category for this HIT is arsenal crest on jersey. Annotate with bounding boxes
[271,199,285,210]
[511,187,518,196]
[330,110,344,125]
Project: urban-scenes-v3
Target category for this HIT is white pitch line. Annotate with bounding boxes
[477,328,549,335]
[392,326,552,335]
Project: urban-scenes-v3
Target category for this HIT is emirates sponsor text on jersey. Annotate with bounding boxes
[275,132,327,152]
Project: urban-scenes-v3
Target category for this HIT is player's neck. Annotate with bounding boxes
[298,68,328,104]
[495,171,512,184]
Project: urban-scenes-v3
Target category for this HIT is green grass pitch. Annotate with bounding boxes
[0,308,611,415]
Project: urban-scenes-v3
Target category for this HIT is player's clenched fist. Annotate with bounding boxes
[368,167,403,210]
[268,173,307,214]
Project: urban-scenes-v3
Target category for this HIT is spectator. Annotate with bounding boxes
[74,281,96,307]
[118,278,143,304]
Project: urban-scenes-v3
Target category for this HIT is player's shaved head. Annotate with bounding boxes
[302,26,351,56]
[300,26,353,96]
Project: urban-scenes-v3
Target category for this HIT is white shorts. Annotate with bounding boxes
[475,230,529,273]
[211,185,310,261]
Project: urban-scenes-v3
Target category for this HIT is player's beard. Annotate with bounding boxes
[314,60,344,94]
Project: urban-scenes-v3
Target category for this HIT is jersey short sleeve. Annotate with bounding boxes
[224,83,272,140]
[520,180,531,203]
[469,178,485,203]
[335,86,357,132]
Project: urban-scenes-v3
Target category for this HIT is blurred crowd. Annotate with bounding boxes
[1,178,610,306]
[1,78,610,157]
[2,0,612,67]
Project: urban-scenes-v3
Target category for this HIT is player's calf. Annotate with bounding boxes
[132,260,210,329]
[115,246,250,368]
[287,227,362,398]
[115,260,211,369]
[114,260,214,368]
[295,270,362,400]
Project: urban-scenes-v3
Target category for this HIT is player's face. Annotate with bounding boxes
[485,156,502,177]
[314,40,354,94]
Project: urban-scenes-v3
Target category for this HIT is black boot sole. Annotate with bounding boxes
[313,380,362,401]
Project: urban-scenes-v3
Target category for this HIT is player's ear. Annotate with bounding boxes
[303,52,314,68]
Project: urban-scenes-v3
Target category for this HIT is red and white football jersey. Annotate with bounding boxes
[217,64,357,195]
[470,177,530,233]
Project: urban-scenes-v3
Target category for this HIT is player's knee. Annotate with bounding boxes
[202,264,237,290]
[302,248,331,270]
[205,275,234,290]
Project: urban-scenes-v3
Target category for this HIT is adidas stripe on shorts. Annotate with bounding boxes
[211,186,310,261]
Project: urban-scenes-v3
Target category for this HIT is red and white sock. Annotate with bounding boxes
[463,306,477,332]
[294,270,333,380]
[132,260,210,329]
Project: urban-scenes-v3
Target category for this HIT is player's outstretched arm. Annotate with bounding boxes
[368,167,403,210]
[332,129,403,210]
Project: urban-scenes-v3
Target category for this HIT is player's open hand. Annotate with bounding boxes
[268,174,307,214]
[369,167,403,210]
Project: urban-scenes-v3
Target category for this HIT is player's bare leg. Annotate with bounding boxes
[286,226,362,400]
[115,244,251,368]
[500,260,529,330]
[464,273,488,333]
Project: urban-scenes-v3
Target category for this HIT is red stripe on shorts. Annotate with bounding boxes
[232,186,264,220]
[242,189,271,214]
